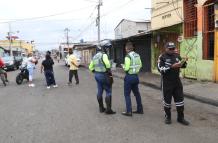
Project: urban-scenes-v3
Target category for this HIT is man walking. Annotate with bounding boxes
[158,42,189,126]
[121,41,143,117]
[41,53,58,89]
[89,40,116,114]
[68,49,79,85]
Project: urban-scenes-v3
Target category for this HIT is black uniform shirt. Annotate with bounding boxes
[158,53,186,83]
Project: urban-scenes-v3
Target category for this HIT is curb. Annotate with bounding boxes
[113,74,218,107]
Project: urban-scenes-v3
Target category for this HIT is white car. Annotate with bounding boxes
[64,54,70,67]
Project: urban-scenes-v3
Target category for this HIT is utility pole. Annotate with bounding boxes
[97,0,102,43]
[8,23,12,56]
[64,28,70,52]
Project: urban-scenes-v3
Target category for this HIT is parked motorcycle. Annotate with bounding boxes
[16,65,29,85]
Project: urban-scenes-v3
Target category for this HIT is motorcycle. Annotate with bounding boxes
[16,65,29,85]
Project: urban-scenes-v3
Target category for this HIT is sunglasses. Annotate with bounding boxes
[169,48,175,51]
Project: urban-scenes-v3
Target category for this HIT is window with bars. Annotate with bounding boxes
[203,2,215,60]
[184,0,197,38]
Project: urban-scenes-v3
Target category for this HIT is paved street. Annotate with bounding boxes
[0,60,218,143]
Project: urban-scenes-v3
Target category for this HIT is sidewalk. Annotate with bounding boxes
[112,68,218,107]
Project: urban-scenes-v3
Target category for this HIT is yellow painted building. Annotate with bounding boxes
[0,40,33,54]
[151,0,183,30]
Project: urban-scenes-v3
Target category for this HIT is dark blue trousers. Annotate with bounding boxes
[124,74,143,113]
[95,72,111,98]
[44,70,56,86]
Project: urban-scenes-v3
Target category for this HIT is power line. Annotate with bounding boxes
[83,0,98,3]
[72,20,96,41]
[101,0,136,18]
[172,0,184,21]
[0,5,95,24]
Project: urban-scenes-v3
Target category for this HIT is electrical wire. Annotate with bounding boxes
[83,0,98,3]
[0,5,95,24]
[68,0,137,42]
[172,0,184,21]
[101,0,136,18]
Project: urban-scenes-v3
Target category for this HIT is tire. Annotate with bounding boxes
[0,74,6,86]
[13,65,16,71]
[16,74,23,85]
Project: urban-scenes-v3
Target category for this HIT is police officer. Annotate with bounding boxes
[121,41,143,117]
[89,40,116,114]
[158,42,189,125]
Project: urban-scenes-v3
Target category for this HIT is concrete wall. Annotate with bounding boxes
[180,34,214,81]
[136,22,151,32]
[115,20,151,39]
[179,0,215,81]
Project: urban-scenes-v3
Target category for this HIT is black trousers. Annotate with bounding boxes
[69,70,79,83]
[162,80,185,119]
[44,70,56,86]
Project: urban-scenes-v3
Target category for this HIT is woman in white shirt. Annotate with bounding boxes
[27,53,37,87]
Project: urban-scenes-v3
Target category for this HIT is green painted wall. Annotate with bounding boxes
[151,29,214,81]
[180,32,214,81]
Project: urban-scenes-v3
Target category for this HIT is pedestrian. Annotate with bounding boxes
[57,54,60,63]
[27,53,37,87]
[41,53,58,89]
[121,41,143,117]
[0,56,9,82]
[157,42,189,126]
[67,49,79,85]
[89,40,116,114]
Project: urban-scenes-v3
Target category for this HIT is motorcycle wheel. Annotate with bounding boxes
[16,74,23,85]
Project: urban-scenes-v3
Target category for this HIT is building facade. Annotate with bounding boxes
[0,40,33,55]
[115,19,151,39]
[151,0,217,82]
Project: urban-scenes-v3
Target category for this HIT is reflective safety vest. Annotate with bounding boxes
[127,51,141,74]
[92,52,106,72]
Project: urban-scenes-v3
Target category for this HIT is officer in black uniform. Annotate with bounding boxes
[158,42,189,126]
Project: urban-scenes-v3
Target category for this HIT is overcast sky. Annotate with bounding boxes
[0,0,151,51]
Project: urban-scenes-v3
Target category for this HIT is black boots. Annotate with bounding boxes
[122,112,132,116]
[105,96,116,114]
[97,96,105,113]
[133,108,144,114]
[164,106,189,125]
[177,106,190,126]
[164,107,172,124]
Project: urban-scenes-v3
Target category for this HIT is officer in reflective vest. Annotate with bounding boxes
[89,40,116,115]
[121,41,143,116]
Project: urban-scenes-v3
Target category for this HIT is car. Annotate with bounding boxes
[14,56,23,66]
[2,56,21,71]
[64,54,70,67]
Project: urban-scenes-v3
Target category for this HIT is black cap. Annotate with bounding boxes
[165,42,176,49]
